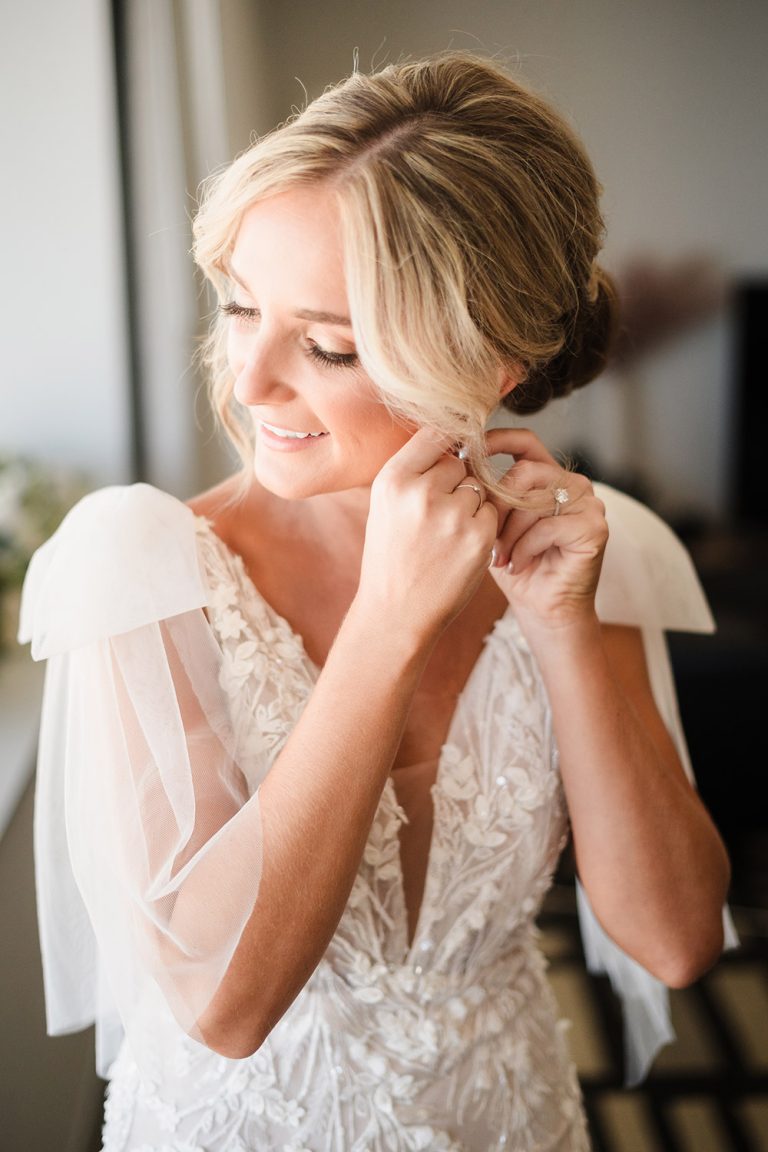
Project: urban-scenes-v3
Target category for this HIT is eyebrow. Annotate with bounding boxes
[228,266,352,327]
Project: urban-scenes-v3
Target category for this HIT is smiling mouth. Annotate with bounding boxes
[260,421,328,440]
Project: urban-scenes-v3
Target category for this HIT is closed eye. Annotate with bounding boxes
[306,343,359,369]
[221,301,359,370]
[220,301,259,325]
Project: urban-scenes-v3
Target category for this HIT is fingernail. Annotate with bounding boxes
[490,545,498,567]
[506,559,514,574]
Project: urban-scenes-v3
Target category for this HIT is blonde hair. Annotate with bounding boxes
[192,50,618,504]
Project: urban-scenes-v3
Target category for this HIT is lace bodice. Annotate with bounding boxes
[101,517,588,1151]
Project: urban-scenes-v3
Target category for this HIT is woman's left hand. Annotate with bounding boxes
[484,427,608,632]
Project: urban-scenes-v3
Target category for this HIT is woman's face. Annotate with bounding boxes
[225,185,413,501]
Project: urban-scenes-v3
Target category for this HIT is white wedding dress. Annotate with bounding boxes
[19,481,736,1152]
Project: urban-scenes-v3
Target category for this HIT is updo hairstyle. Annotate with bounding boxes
[192,51,619,504]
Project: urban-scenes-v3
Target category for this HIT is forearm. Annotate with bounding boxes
[165,432,498,1055]
[530,615,730,984]
[192,598,433,1055]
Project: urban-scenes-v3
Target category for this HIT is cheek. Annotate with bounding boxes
[335,379,412,446]
[226,330,245,377]
[342,407,413,461]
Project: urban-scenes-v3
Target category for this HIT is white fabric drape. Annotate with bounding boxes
[22,486,269,1076]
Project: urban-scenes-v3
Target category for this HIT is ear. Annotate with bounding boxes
[497,362,525,400]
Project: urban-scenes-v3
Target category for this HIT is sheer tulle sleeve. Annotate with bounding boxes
[18,484,270,1078]
[578,483,739,1087]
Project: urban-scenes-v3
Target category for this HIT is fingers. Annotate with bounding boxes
[378,426,476,499]
[507,492,607,574]
[369,426,498,559]
[491,460,598,570]
[485,426,559,468]
[382,426,456,477]
[482,427,564,524]
[362,446,499,638]
[488,460,572,562]
[453,479,486,517]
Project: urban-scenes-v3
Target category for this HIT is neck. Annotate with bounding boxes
[305,485,372,540]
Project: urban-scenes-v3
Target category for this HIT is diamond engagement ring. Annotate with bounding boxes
[552,487,570,516]
[455,482,484,515]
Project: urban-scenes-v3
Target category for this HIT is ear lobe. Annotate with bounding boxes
[497,363,525,399]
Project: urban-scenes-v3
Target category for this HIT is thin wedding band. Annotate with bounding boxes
[455,482,484,515]
[552,487,570,517]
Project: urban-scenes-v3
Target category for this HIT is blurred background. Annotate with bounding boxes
[1,1,766,1149]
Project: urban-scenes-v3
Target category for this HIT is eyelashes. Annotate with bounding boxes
[307,345,360,369]
[219,302,359,370]
[220,301,258,324]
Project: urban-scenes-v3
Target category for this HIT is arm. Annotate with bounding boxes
[486,428,731,988]
[193,605,429,1056]
[29,447,494,1069]
[121,429,496,1058]
[530,618,729,986]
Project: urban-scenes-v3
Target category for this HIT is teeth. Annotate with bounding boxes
[262,421,325,440]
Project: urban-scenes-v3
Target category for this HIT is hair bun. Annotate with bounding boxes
[505,266,621,415]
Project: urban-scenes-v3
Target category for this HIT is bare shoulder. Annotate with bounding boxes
[187,475,252,541]
[186,474,243,521]
[185,474,285,563]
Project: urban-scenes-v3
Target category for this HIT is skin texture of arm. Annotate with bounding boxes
[524,615,730,988]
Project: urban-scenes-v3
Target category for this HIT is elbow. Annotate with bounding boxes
[199,1026,267,1061]
[193,983,303,1059]
[194,1005,273,1061]
[590,888,729,990]
[654,870,732,989]
[647,918,726,990]
[189,961,315,1060]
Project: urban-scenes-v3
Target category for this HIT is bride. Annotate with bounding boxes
[21,49,732,1151]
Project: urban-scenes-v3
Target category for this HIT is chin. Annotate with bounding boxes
[251,429,403,500]
[253,469,320,502]
[252,460,361,502]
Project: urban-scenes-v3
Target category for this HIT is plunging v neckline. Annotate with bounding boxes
[194,514,512,960]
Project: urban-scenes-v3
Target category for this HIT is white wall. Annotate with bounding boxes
[0,0,131,485]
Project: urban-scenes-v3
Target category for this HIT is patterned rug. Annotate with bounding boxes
[540,868,768,1152]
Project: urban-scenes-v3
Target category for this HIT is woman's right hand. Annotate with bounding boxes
[356,427,498,642]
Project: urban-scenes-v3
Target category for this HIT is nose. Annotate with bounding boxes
[231,329,296,408]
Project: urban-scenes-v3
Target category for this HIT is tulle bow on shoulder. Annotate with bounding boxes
[18,483,210,659]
